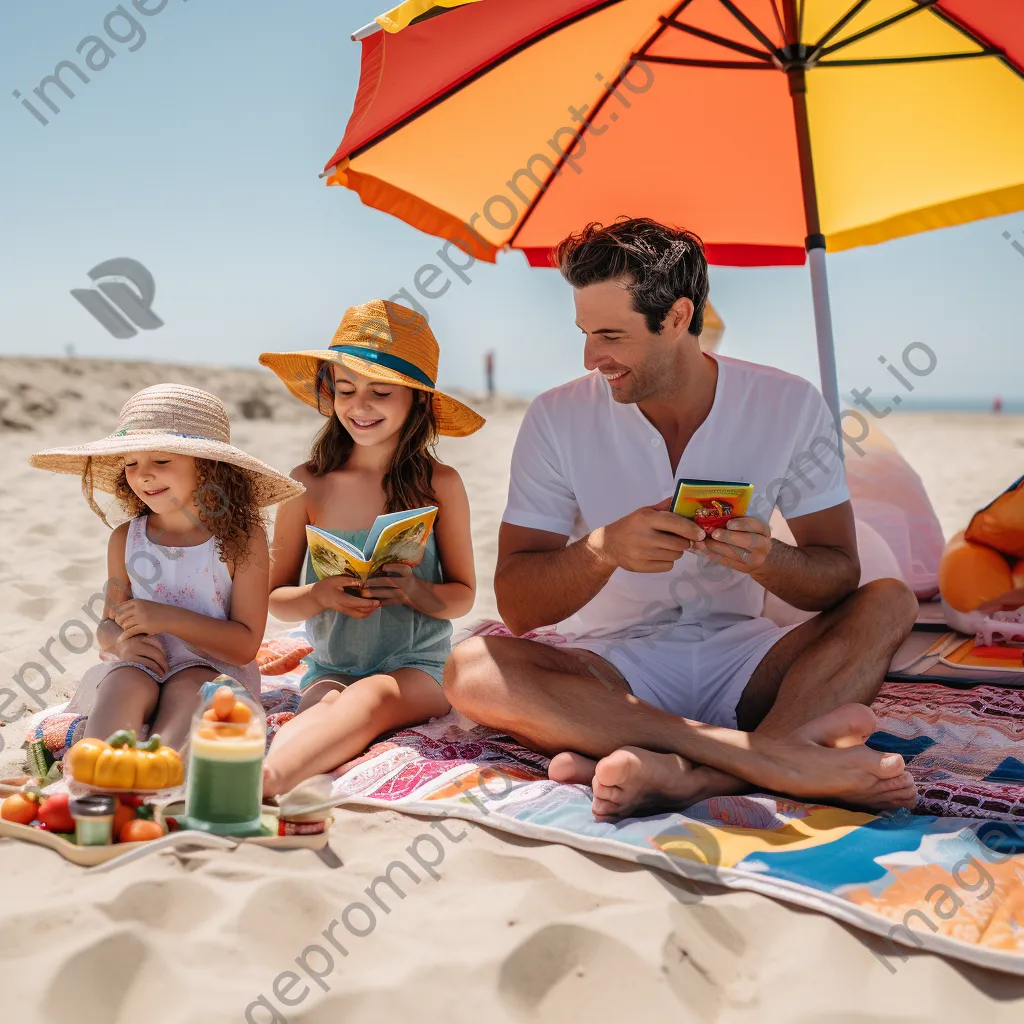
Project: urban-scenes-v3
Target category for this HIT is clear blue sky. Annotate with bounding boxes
[2,0,1022,404]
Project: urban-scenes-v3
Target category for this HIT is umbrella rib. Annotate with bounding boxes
[924,3,1024,83]
[340,0,632,165]
[642,55,774,70]
[768,1,787,43]
[506,0,694,249]
[715,0,783,56]
[817,0,941,59]
[818,49,1003,68]
[807,0,874,62]
[660,17,775,62]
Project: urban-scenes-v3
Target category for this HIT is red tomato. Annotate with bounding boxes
[37,793,75,833]
[113,802,136,841]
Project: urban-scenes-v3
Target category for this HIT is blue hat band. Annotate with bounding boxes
[329,345,435,389]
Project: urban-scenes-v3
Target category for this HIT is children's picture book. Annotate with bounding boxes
[306,506,437,585]
[671,478,754,531]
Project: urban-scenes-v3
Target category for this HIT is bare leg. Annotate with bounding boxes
[297,678,353,714]
[85,667,159,740]
[263,669,449,798]
[554,579,921,816]
[150,666,220,750]
[265,677,355,758]
[443,589,915,813]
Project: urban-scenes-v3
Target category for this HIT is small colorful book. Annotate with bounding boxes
[671,478,753,531]
[306,506,437,584]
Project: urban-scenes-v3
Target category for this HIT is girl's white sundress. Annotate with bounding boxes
[66,515,261,718]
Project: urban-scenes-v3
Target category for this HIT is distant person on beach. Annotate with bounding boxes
[258,301,484,797]
[485,350,495,400]
[444,217,919,818]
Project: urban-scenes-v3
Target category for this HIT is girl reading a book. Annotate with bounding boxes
[29,384,304,749]
[258,300,484,796]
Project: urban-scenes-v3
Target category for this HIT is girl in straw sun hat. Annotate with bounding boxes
[30,383,305,749]
[257,299,484,796]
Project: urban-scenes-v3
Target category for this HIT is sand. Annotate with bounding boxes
[1,356,1024,1023]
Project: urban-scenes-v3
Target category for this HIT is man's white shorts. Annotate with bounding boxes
[570,617,798,728]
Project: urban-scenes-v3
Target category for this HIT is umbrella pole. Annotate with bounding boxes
[807,245,841,431]
[783,1,842,435]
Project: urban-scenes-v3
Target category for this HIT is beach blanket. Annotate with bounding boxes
[21,633,1024,974]
[325,710,1024,975]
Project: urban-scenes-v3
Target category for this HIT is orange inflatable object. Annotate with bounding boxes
[965,476,1024,559]
[938,532,1014,613]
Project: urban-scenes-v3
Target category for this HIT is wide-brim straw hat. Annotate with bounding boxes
[258,299,485,437]
[30,383,305,515]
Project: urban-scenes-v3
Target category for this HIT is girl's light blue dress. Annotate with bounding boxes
[299,528,451,690]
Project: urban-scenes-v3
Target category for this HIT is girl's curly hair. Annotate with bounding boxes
[110,457,264,572]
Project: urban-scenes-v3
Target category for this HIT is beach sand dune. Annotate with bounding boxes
[1,357,1023,1022]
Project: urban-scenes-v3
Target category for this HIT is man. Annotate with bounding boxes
[444,218,919,818]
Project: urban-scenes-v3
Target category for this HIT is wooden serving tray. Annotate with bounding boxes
[0,785,332,867]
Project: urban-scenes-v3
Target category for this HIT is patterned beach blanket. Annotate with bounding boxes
[327,711,1024,975]
[23,631,1024,973]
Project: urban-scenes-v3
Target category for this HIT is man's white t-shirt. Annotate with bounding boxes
[502,354,850,641]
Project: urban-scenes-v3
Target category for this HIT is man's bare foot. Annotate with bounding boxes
[764,704,917,812]
[548,704,916,820]
[548,751,598,785]
[590,748,701,821]
[677,703,902,808]
[549,747,702,820]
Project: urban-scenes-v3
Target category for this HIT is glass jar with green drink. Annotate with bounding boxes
[183,676,267,837]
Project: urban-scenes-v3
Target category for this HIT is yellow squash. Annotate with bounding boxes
[65,737,110,786]
[65,730,183,790]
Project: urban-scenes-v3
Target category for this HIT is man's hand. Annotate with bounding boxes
[113,599,171,639]
[591,498,706,573]
[113,634,169,676]
[695,516,773,575]
[311,577,381,619]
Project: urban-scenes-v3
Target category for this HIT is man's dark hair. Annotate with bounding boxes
[556,217,709,336]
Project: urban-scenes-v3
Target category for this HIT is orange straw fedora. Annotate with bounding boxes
[259,300,485,437]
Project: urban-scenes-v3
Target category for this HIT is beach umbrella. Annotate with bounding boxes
[323,0,1024,425]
